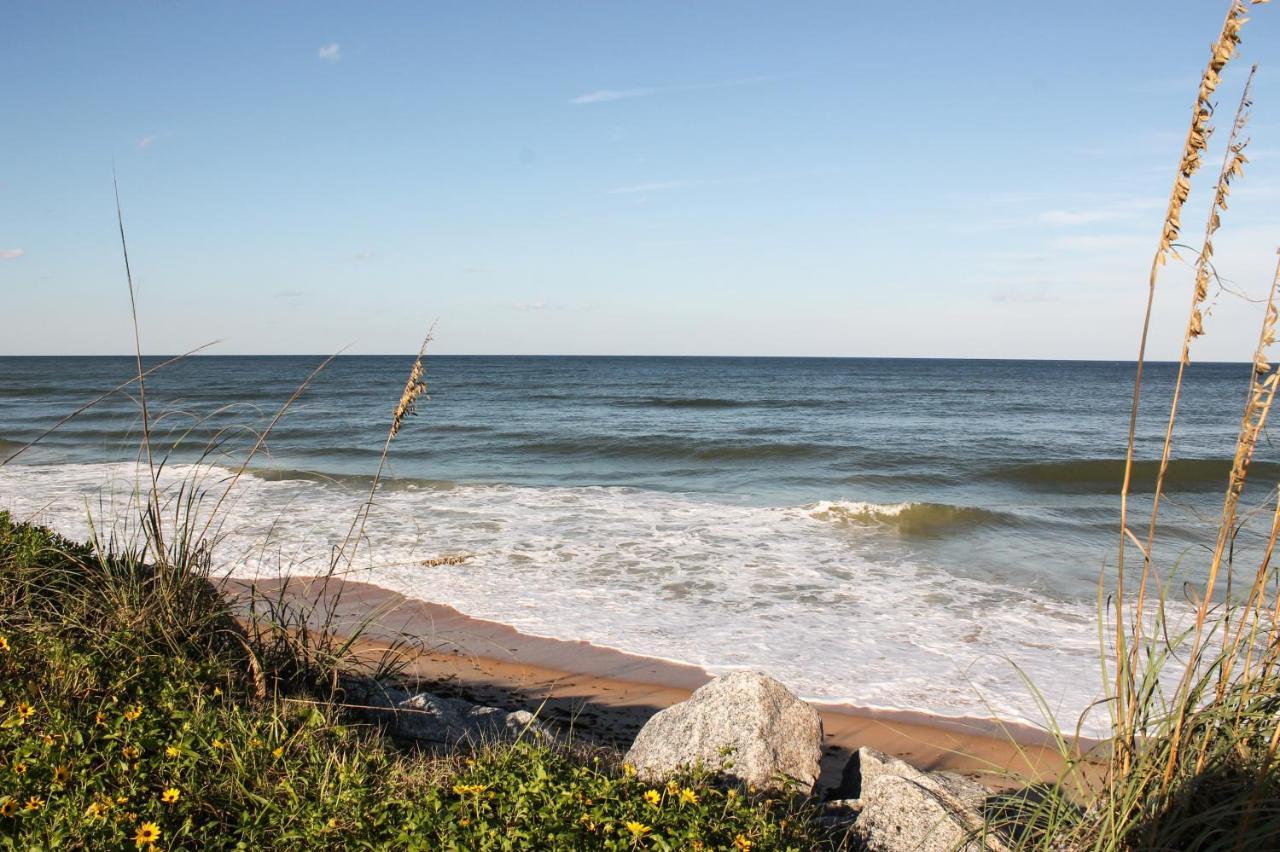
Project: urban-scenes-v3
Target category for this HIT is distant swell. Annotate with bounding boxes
[518,436,831,461]
[248,467,457,490]
[806,500,1017,537]
[613,396,830,409]
[993,458,1280,492]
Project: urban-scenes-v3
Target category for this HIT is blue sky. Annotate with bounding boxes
[2,1,1278,358]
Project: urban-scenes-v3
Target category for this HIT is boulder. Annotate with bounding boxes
[852,747,1005,852]
[624,671,823,794]
[344,680,547,746]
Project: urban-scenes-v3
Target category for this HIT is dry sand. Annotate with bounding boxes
[224,575,1099,794]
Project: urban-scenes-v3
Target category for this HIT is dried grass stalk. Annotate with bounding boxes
[1112,0,1259,766]
[1164,251,1280,785]
[1130,67,1257,649]
[390,351,429,441]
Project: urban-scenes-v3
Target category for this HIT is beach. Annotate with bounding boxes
[225,575,1093,793]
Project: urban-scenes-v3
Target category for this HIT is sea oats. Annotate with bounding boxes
[390,354,428,441]
[1131,68,1257,654]
[1114,0,1260,762]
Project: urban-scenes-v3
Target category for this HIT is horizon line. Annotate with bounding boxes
[0,353,1260,366]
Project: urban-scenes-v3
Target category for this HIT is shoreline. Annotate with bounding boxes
[224,574,1100,793]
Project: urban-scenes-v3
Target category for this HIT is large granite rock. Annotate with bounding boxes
[344,680,546,746]
[852,747,1006,852]
[624,671,823,794]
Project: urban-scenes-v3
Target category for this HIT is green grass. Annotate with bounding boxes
[0,511,841,850]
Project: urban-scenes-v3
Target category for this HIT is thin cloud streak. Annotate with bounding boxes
[0,249,24,260]
[608,180,693,195]
[318,43,341,62]
[1039,197,1162,226]
[607,168,837,196]
[571,74,780,105]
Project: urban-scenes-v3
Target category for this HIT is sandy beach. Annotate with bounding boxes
[224,575,1094,795]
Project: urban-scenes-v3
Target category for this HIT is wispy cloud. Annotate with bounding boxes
[318,43,341,63]
[513,300,547,311]
[608,180,693,195]
[273,289,308,305]
[991,282,1060,304]
[1048,234,1149,252]
[607,168,834,197]
[1039,197,1162,226]
[571,75,779,106]
[0,248,24,260]
[137,134,158,150]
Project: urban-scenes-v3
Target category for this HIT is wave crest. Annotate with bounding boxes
[806,500,1014,537]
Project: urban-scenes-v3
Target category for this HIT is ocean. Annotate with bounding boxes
[1,355,1273,735]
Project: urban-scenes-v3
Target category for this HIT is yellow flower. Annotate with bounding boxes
[643,789,661,807]
[734,835,752,851]
[52,765,70,784]
[122,745,141,760]
[679,788,699,805]
[211,738,225,750]
[165,746,181,759]
[161,788,180,804]
[95,712,107,727]
[123,705,142,721]
[212,686,222,697]
[134,821,161,847]
[451,783,487,796]
[726,788,738,799]
[0,635,9,652]
[12,762,26,775]
[624,821,651,839]
[326,817,339,830]
[622,762,637,778]
[666,779,680,795]
[0,797,17,818]
[459,817,471,827]
[272,746,284,759]
[25,795,44,812]
[16,702,34,721]
[40,733,55,746]
[116,796,129,805]
[85,801,108,819]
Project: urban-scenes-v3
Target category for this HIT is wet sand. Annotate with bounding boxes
[223,575,1100,794]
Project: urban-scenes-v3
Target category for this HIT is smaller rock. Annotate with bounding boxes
[624,671,823,794]
[852,747,1005,852]
[344,679,548,746]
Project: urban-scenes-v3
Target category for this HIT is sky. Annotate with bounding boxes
[2,1,1279,359]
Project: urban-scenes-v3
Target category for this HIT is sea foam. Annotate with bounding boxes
[0,460,1114,735]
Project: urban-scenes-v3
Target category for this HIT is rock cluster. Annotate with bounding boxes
[624,672,1003,851]
[350,669,1007,850]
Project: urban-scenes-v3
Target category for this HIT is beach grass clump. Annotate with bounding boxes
[0,511,840,850]
[994,1,1280,849]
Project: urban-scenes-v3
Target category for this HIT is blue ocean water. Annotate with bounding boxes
[0,356,1271,730]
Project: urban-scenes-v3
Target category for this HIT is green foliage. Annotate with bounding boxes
[0,513,840,850]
